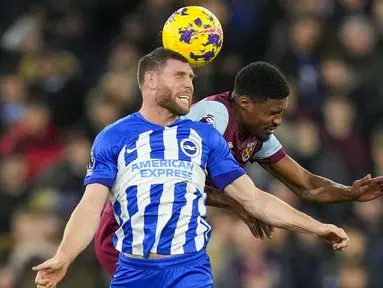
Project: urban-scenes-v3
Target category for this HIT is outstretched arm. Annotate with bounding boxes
[224,174,349,250]
[261,155,383,203]
[205,184,273,239]
[32,183,109,286]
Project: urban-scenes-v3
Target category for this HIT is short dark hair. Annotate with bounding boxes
[233,62,290,102]
[137,47,189,88]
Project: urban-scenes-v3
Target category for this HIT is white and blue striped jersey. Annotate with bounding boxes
[84,112,245,257]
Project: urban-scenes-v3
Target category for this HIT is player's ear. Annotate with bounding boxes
[238,96,250,110]
[144,71,157,90]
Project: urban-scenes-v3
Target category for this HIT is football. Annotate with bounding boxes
[162,6,224,67]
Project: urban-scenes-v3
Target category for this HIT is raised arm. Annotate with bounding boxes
[261,155,383,203]
[224,174,349,250]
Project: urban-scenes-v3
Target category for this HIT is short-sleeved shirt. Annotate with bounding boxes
[85,112,245,257]
[185,91,286,167]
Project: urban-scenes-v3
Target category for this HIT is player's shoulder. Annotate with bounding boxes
[179,117,220,134]
[95,113,136,144]
[192,92,231,116]
[185,92,232,134]
[181,119,224,147]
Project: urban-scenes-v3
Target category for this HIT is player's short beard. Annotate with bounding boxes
[156,85,189,116]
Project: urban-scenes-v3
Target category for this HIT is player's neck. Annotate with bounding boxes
[139,105,179,126]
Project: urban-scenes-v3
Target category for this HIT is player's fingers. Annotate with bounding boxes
[247,222,260,239]
[333,237,349,250]
[32,261,52,272]
[38,282,56,288]
[334,227,348,240]
[358,174,371,187]
[333,228,350,249]
[252,220,265,239]
[335,236,349,248]
[35,272,43,282]
[371,176,383,184]
[260,222,273,239]
[37,284,54,288]
[35,277,50,285]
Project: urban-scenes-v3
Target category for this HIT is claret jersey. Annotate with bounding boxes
[185,92,286,167]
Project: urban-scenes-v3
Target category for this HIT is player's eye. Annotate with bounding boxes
[175,72,185,79]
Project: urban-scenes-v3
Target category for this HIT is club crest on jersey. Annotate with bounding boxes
[86,147,95,176]
[242,141,257,162]
[199,114,215,126]
[180,138,200,158]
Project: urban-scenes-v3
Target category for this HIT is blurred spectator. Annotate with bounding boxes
[276,15,324,113]
[30,50,85,128]
[32,134,91,216]
[0,75,28,130]
[80,95,122,140]
[321,97,370,181]
[371,129,383,175]
[0,155,29,234]
[337,263,368,288]
[0,1,383,287]
[0,101,62,179]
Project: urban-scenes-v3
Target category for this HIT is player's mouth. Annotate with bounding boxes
[177,95,191,104]
[266,127,277,134]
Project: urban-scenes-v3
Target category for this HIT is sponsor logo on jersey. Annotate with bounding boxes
[86,147,95,176]
[131,159,194,180]
[199,114,215,126]
[242,141,257,162]
[181,138,200,158]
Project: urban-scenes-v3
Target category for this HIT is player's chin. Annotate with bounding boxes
[259,130,272,141]
[174,101,191,116]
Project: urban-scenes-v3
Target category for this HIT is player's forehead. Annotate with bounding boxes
[162,59,194,77]
[262,98,288,111]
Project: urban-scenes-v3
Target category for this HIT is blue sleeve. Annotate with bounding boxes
[206,128,246,191]
[83,128,119,189]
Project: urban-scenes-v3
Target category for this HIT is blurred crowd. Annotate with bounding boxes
[0,0,383,287]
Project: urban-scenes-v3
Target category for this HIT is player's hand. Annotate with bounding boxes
[315,224,350,251]
[32,255,69,287]
[349,174,383,202]
[235,209,274,239]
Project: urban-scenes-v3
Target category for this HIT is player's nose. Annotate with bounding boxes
[184,82,193,95]
[273,115,282,126]
[185,78,193,89]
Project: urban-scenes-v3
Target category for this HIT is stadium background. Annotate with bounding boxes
[0,0,383,287]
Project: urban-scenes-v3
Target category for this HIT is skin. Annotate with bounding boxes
[227,93,383,237]
[205,93,383,239]
[139,58,195,123]
[232,95,287,141]
[32,58,350,288]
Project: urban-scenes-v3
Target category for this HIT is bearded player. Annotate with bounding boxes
[33,49,352,288]
[93,61,383,276]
